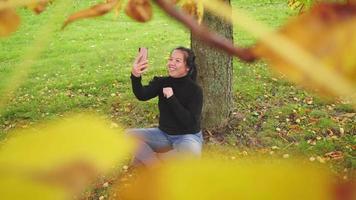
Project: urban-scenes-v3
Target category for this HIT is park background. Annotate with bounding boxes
[0,0,355,199]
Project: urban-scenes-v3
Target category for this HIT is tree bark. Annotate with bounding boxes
[191,0,233,130]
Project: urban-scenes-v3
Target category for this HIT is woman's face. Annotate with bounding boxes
[167,50,190,78]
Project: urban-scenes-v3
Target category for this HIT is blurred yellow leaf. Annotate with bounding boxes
[0,113,134,171]
[0,113,135,199]
[26,0,50,14]
[177,0,204,24]
[113,0,124,18]
[287,0,314,13]
[62,0,119,29]
[118,159,333,200]
[0,176,68,200]
[288,0,303,10]
[0,8,20,37]
[199,0,356,105]
[253,3,356,99]
[125,0,152,22]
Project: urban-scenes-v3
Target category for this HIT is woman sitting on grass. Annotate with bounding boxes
[128,46,203,167]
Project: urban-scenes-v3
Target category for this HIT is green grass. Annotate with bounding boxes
[0,0,355,177]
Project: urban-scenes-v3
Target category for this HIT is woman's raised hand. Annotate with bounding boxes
[132,51,149,77]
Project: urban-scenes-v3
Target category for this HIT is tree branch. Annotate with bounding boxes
[154,0,257,62]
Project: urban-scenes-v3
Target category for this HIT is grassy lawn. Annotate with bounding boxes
[0,0,355,182]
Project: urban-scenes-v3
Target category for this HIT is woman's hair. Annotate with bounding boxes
[173,46,197,81]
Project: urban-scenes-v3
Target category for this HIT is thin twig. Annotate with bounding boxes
[154,0,257,62]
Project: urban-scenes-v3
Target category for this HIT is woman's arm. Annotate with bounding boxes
[131,75,161,101]
[130,49,161,101]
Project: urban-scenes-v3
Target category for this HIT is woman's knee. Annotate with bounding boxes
[125,128,146,141]
[174,139,202,156]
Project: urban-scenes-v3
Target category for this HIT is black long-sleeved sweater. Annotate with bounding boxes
[131,74,203,135]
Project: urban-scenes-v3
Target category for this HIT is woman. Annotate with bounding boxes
[128,47,203,167]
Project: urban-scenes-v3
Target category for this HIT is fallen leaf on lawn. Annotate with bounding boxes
[288,0,314,13]
[339,113,356,118]
[324,151,343,160]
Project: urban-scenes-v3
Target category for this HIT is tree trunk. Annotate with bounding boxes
[191,0,233,130]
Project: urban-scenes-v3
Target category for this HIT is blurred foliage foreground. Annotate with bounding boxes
[0,113,354,200]
[0,0,355,199]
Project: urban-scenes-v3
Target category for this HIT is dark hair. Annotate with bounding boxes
[173,46,197,81]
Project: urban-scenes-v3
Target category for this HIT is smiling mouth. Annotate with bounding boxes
[168,67,176,71]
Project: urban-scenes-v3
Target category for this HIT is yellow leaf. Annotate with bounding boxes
[198,0,356,105]
[0,113,136,199]
[0,8,20,37]
[0,113,134,171]
[125,0,152,23]
[118,158,333,200]
[177,0,204,24]
[196,0,204,24]
[62,0,119,29]
[26,0,50,14]
[0,175,67,200]
[113,0,124,18]
[253,3,356,99]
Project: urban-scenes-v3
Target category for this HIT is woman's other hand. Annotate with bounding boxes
[163,87,173,98]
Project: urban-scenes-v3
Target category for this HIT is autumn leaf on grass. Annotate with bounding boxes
[117,159,333,200]
[176,0,204,24]
[252,3,356,99]
[0,8,20,37]
[26,0,51,14]
[0,113,136,199]
[125,0,152,22]
[325,151,344,160]
[62,0,119,29]
[288,0,315,13]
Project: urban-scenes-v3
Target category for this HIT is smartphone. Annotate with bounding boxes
[139,47,148,62]
[138,47,148,71]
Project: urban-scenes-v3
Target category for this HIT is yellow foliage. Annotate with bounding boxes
[113,0,124,18]
[125,0,152,23]
[0,113,136,199]
[0,114,134,171]
[253,4,356,100]
[118,158,333,200]
[0,8,20,37]
[0,176,67,200]
[26,0,50,14]
[177,0,204,24]
[199,0,356,106]
[62,0,119,29]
